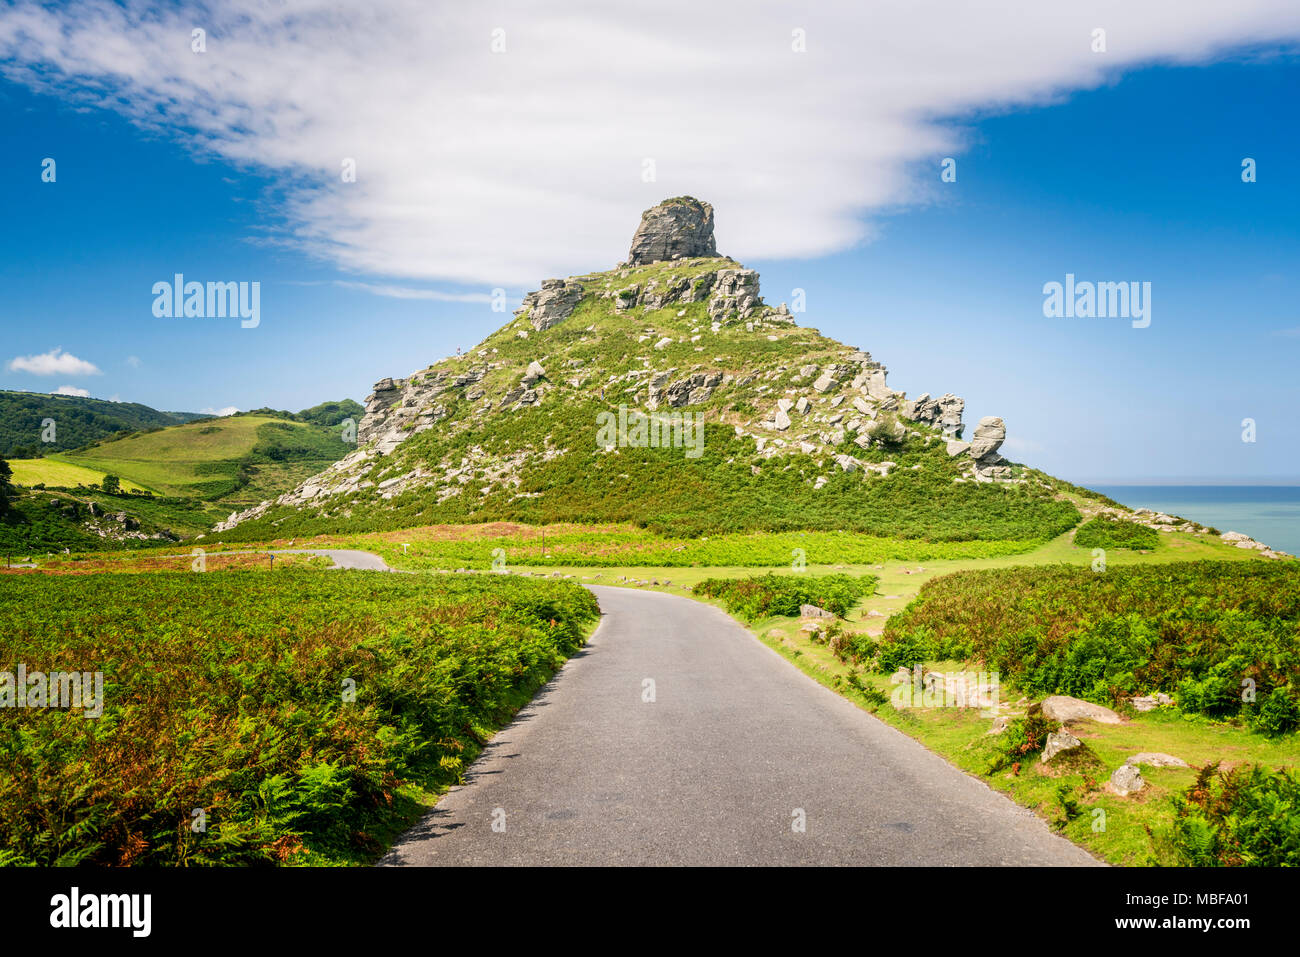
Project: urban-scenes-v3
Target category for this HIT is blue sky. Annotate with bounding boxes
[0,3,1296,484]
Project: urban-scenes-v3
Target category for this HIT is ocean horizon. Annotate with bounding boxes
[1092,485,1300,557]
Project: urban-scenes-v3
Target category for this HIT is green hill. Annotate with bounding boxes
[55,414,355,502]
[216,197,1087,544]
[0,390,203,457]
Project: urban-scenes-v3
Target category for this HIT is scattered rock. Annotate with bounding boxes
[1125,752,1189,769]
[1130,693,1173,712]
[1110,764,1145,796]
[1041,729,1083,763]
[800,603,833,618]
[1041,695,1122,725]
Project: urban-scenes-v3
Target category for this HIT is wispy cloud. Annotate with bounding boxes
[125,355,142,368]
[2,2,1298,285]
[332,281,492,303]
[7,347,101,376]
[52,384,91,397]
[200,406,240,417]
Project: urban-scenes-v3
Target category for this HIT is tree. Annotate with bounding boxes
[0,459,13,515]
[101,473,121,494]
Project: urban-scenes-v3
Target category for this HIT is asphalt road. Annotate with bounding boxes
[382,584,1099,866]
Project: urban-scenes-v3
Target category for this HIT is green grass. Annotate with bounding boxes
[0,569,599,866]
[57,414,352,501]
[8,458,149,493]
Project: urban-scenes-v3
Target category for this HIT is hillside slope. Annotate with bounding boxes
[218,197,1085,542]
[56,414,354,502]
[0,390,202,457]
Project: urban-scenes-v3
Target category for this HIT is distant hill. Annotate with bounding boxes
[0,390,204,457]
[53,413,356,503]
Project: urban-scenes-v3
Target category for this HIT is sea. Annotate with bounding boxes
[1093,486,1300,558]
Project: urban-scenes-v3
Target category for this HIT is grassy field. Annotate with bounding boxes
[0,569,599,866]
[52,414,351,501]
[8,458,149,493]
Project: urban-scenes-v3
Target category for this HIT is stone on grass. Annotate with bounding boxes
[1041,695,1122,725]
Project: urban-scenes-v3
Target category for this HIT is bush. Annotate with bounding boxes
[875,562,1300,732]
[1073,516,1158,551]
[693,573,876,622]
[986,713,1060,775]
[0,571,599,865]
[1170,763,1300,866]
[1250,687,1300,737]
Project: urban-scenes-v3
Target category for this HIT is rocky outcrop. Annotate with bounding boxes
[901,392,965,436]
[968,416,1006,461]
[628,196,718,265]
[707,268,761,322]
[519,279,583,331]
[1040,695,1122,725]
[654,371,723,408]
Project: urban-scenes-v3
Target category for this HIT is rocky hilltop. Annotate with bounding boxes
[216,198,1042,537]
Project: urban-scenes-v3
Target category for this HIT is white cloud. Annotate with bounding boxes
[201,406,241,418]
[332,281,492,303]
[7,347,101,376]
[125,355,142,368]
[2,2,1298,287]
[52,384,91,397]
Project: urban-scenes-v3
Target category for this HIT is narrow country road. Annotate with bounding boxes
[382,584,1099,866]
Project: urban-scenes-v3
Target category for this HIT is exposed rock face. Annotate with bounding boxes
[628,197,718,265]
[1041,695,1122,725]
[968,416,1006,461]
[902,392,965,436]
[655,371,722,408]
[707,268,760,322]
[519,279,583,331]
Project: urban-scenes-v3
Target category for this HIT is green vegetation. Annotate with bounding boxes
[330,524,1052,570]
[716,559,1299,866]
[0,460,12,516]
[7,458,150,493]
[1167,763,1300,866]
[225,406,1081,542]
[693,572,875,620]
[0,570,598,865]
[56,414,352,501]
[0,390,203,458]
[860,562,1300,727]
[1073,516,1158,551]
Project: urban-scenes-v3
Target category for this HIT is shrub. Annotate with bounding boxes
[1169,763,1300,866]
[693,573,876,622]
[1073,516,1158,551]
[1250,687,1300,737]
[0,571,599,865]
[876,562,1300,732]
